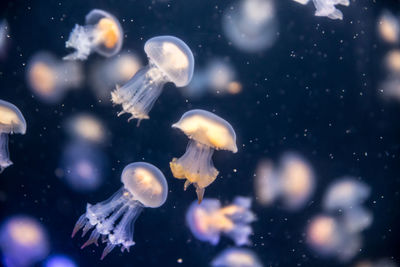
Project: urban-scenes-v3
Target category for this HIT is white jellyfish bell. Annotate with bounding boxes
[72,162,168,259]
[64,9,123,60]
[292,0,350,20]
[111,35,194,124]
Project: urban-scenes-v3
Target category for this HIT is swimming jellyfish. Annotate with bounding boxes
[111,35,194,123]
[65,113,107,145]
[26,51,83,104]
[254,159,279,206]
[72,162,168,259]
[0,99,26,173]
[292,0,350,20]
[378,10,400,44]
[170,109,237,203]
[64,9,123,60]
[44,254,77,267]
[186,197,255,245]
[211,248,263,267]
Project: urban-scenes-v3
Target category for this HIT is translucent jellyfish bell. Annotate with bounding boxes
[186,197,255,246]
[211,248,263,267]
[26,52,83,104]
[44,254,77,267]
[292,0,349,20]
[254,159,280,206]
[170,109,237,203]
[111,35,194,123]
[205,59,242,96]
[65,113,107,145]
[64,9,123,60]
[0,99,26,173]
[378,10,400,44]
[384,50,400,74]
[72,162,168,259]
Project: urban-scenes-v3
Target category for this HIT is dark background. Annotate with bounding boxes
[0,0,399,266]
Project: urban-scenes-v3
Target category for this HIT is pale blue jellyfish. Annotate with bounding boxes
[72,162,168,259]
[111,35,194,123]
[292,0,349,20]
[211,248,263,267]
[44,254,77,267]
[0,100,26,173]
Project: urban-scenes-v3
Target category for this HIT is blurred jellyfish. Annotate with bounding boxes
[381,75,400,101]
[111,35,194,123]
[384,49,400,74]
[0,215,49,267]
[223,0,278,53]
[72,162,168,259]
[254,160,279,205]
[0,20,8,58]
[44,254,77,267]
[211,248,263,267]
[64,9,123,60]
[294,0,349,20]
[170,109,238,203]
[292,0,310,4]
[26,52,83,104]
[89,52,142,104]
[378,11,400,44]
[58,141,108,192]
[0,100,26,173]
[341,206,373,234]
[354,259,398,267]
[205,59,241,95]
[186,197,255,246]
[65,113,107,145]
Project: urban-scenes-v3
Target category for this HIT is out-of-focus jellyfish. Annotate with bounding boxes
[0,100,26,173]
[322,177,370,212]
[58,141,107,192]
[223,0,278,53]
[0,215,49,267]
[292,0,349,20]
[170,109,237,203]
[0,20,8,58]
[89,52,142,104]
[65,113,107,145]
[186,197,255,245]
[64,9,123,60]
[26,52,83,104]
[354,259,398,267]
[44,254,77,267]
[378,11,400,44]
[381,75,400,101]
[111,35,194,123]
[211,248,263,267]
[292,0,310,4]
[341,206,373,234]
[205,59,241,96]
[384,50,400,74]
[72,162,168,259]
[254,160,279,206]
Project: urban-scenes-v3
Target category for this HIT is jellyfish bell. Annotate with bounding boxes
[384,49,400,74]
[72,162,168,259]
[65,113,107,145]
[205,59,241,95]
[312,0,350,20]
[111,35,194,123]
[169,109,237,203]
[378,10,400,44]
[0,99,26,173]
[44,254,77,267]
[254,159,280,206]
[64,9,123,60]
[341,206,373,234]
[211,248,263,267]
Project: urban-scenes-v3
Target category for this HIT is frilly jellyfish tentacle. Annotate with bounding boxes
[0,133,12,172]
[226,224,252,246]
[64,25,97,60]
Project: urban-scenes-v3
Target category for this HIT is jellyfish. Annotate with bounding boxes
[44,254,77,267]
[341,206,373,234]
[381,75,400,101]
[0,215,49,267]
[354,259,399,267]
[254,159,280,206]
[0,99,26,173]
[292,0,310,4]
[378,11,400,44]
[26,52,83,104]
[169,109,237,203]
[111,35,194,123]
[211,248,263,267]
[65,113,107,144]
[186,197,255,246]
[0,20,8,58]
[292,0,349,20]
[205,59,241,96]
[72,162,168,259]
[384,50,400,74]
[64,9,123,60]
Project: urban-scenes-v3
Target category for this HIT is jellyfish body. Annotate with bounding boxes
[211,248,263,267]
[64,9,123,60]
[170,109,237,203]
[378,10,400,44]
[65,113,107,145]
[26,52,83,104]
[72,162,168,259]
[111,35,194,123]
[292,0,349,20]
[186,197,255,245]
[0,100,26,173]
[44,254,77,267]
[254,160,280,205]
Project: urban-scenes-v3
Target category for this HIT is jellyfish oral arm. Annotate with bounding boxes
[64,24,98,60]
[0,132,12,172]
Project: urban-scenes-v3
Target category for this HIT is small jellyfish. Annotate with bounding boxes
[384,49,400,74]
[26,52,83,104]
[65,113,107,144]
[64,9,123,60]
[72,162,168,259]
[44,254,77,267]
[381,75,400,101]
[341,206,373,234]
[311,0,350,20]
[169,109,237,203]
[0,215,49,267]
[211,248,263,267]
[378,11,400,44]
[0,99,26,173]
[205,59,241,96]
[186,197,255,246]
[254,159,280,206]
[111,35,194,123]
[355,259,399,267]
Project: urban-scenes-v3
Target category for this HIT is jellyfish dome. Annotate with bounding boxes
[72,162,168,259]
[293,0,350,20]
[378,10,400,44]
[0,99,26,173]
[170,109,237,202]
[0,215,49,267]
[205,59,241,95]
[211,248,263,267]
[65,113,107,145]
[384,50,400,74]
[111,35,194,123]
[186,197,255,246]
[44,254,77,267]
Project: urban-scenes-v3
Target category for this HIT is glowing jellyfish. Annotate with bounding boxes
[355,259,398,267]
[322,177,370,212]
[0,215,49,267]
[381,75,400,101]
[26,52,83,104]
[384,50,400,74]
[378,11,400,44]
[44,254,77,267]
[292,0,310,4]
[341,206,373,234]
[72,162,168,259]
[170,109,237,203]
[186,197,255,246]
[206,59,241,95]
[254,160,279,206]
[64,9,123,60]
[111,35,194,123]
[223,0,278,53]
[211,248,263,267]
[0,100,26,173]
[65,113,107,144]
[293,0,349,20]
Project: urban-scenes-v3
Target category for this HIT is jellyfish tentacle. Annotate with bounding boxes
[72,213,87,237]
[0,133,12,172]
